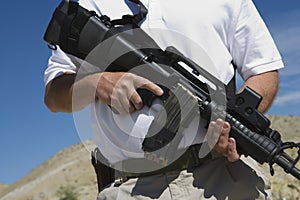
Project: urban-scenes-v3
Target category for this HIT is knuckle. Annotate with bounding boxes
[133,97,143,105]
[125,72,134,80]
[218,143,227,150]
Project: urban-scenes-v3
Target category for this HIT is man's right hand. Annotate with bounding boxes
[44,72,163,114]
[96,72,164,114]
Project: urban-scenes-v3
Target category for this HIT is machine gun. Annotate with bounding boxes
[44,0,300,180]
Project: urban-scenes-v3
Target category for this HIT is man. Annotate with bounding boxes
[44,0,283,199]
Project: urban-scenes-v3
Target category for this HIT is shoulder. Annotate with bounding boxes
[78,0,136,18]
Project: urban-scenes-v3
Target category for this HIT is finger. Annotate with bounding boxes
[216,119,226,139]
[120,97,135,114]
[217,121,230,150]
[126,85,143,111]
[111,98,127,114]
[130,91,143,110]
[134,76,164,96]
[207,121,218,148]
[227,138,240,162]
[111,93,133,114]
[210,119,224,146]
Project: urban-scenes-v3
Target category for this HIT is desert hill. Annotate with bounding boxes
[0,141,98,200]
[0,115,299,200]
[0,186,9,197]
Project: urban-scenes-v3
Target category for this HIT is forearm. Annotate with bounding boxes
[44,74,75,113]
[44,71,163,114]
[238,70,279,113]
[213,70,279,161]
[44,73,100,113]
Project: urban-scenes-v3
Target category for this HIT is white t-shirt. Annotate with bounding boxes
[44,0,284,164]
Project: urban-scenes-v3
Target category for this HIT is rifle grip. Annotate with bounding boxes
[137,85,169,107]
[136,88,158,107]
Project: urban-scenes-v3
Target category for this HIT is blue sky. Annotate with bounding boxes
[0,0,299,185]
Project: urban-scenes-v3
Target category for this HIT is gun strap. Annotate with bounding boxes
[59,1,96,59]
[226,61,237,97]
[111,0,148,27]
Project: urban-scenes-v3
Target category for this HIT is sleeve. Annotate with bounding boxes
[43,0,99,86]
[44,47,81,85]
[230,0,284,81]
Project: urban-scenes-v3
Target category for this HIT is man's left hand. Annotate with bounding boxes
[207,119,240,162]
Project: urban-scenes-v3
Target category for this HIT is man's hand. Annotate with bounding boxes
[96,72,164,114]
[44,72,163,113]
[207,119,240,162]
